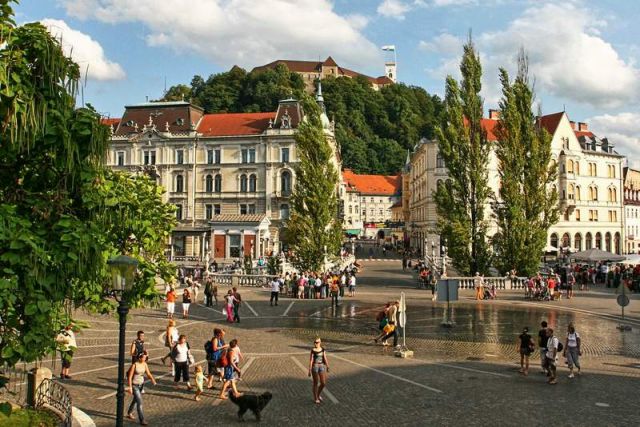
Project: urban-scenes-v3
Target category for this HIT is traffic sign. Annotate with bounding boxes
[617,294,630,307]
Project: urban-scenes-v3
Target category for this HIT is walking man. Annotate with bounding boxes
[232,287,241,323]
[544,328,559,385]
[538,321,549,374]
[56,324,77,380]
[474,272,484,300]
[270,276,281,306]
[378,301,399,349]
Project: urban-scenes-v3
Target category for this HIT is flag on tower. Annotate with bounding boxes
[381,45,396,51]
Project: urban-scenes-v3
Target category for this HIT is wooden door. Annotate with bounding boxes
[214,235,226,259]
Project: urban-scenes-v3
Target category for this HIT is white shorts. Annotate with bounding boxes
[167,302,175,314]
[182,303,190,311]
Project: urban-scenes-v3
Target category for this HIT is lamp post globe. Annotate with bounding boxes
[107,255,138,427]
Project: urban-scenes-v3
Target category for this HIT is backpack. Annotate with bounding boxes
[375,310,385,322]
[204,340,214,359]
[216,348,230,368]
[133,339,145,358]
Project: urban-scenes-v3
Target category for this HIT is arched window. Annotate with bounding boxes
[585,232,592,249]
[575,161,580,175]
[568,184,575,199]
[615,232,621,255]
[605,232,612,252]
[574,233,582,251]
[214,174,222,193]
[550,233,558,249]
[562,233,570,248]
[280,203,290,220]
[567,160,574,173]
[205,174,213,193]
[595,232,602,250]
[249,174,257,193]
[575,185,581,200]
[281,171,292,195]
[175,174,184,193]
[240,174,248,192]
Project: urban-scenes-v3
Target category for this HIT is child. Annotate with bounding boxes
[194,365,205,401]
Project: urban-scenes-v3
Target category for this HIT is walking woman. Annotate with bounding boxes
[307,337,329,404]
[564,324,582,378]
[207,328,228,388]
[161,320,179,367]
[517,327,535,375]
[172,334,193,389]
[182,288,192,319]
[166,285,176,319]
[219,339,242,399]
[225,290,236,323]
[127,353,156,425]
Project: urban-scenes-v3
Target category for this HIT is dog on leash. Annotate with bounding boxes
[228,391,273,421]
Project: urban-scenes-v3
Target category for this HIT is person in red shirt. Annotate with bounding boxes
[547,276,556,300]
[166,286,177,319]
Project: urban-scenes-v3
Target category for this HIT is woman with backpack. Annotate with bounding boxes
[517,327,535,376]
[206,328,228,389]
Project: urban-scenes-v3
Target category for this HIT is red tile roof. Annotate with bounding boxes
[463,117,499,141]
[101,118,120,127]
[342,169,401,196]
[197,112,276,137]
[574,130,595,138]
[538,112,565,135]
[323,56,338,67]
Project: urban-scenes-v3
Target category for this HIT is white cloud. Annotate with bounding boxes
[430,0,477,6]
[587,113,640,168]
[377,0,411,20]
[419,33,463,55]
[60,0,380,69]
[422,3,640,109]
[41,18,125,80]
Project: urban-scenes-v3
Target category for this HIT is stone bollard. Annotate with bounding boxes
[26,367,52,407]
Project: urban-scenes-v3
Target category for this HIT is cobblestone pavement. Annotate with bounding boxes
[37,260,640,426]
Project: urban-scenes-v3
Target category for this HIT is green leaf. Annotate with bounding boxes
[25,304,38,316]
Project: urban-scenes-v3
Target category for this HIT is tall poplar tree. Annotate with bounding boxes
[286,95,342,272]
[492,51,558,275]
[433,36,492,275]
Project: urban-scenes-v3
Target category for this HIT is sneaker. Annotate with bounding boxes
[568,373,575,379]
[548,379,557,385]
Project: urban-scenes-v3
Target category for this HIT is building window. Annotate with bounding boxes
[362,209,365,216]
[143,150,156,165]
[436,153,445,168]
[586,232,592,249]
[175,174,184,193]
[229,235,241,258]
[214,174,222,193]
[175,149,184,165]
[575,209,580,221]
[281,171,292,195]
[379,209,383,216]
[240,174,248,192]
[564,210,570,221]
[280,203,290,220]
[241,148,256,163]
[116,151,125,166]
[249,174,257,192]
[239,204,256,215]
[281,147,290,163]
[567,160,574,173]
[214,204,221,215]
[207,148,221,165]
[349,206,353,214]
[175,204,183,220]
[370,208,374,216]
[205,175,213,193]
[205,204,213,219]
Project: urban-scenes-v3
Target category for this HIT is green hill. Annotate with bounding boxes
[162,64,443,175]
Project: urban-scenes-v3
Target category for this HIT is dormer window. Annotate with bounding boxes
[176,118,185,126]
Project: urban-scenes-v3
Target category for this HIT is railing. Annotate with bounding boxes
[212,273,269,287]
[417,276,528,290]
[0,364,28,407]
[35,378,72,427]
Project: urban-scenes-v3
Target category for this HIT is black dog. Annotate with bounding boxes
[229,391,273,421]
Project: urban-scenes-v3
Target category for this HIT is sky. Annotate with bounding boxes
[14,0,640,165]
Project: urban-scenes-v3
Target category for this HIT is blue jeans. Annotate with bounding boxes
[127,383,145,422]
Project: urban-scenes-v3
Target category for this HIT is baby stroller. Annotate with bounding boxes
[535,285,551,301]
[483,284,496,300]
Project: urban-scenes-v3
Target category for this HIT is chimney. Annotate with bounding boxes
[488,109,500,120]
[578,122,588,131]
[569,121,577,130]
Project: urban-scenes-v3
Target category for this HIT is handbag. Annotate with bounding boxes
[188,351,195,366]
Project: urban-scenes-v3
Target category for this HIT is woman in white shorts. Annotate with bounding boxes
[182,288,192,319]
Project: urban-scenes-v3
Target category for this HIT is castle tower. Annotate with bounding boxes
[382,45,397,83]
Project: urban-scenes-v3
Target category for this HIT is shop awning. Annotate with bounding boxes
[344,229,360,236]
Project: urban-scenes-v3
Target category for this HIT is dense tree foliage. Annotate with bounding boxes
[163,66,442,175]
[492,52,558,276]
[285,96,342,272]
[434,37,492,275]
[0,3,175,366]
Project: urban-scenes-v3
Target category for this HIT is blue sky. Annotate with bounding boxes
[15,0,640,162]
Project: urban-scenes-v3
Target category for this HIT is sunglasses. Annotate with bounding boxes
[314,341,321,344]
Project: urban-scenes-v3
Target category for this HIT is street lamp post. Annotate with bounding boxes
[107,255,139,427]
